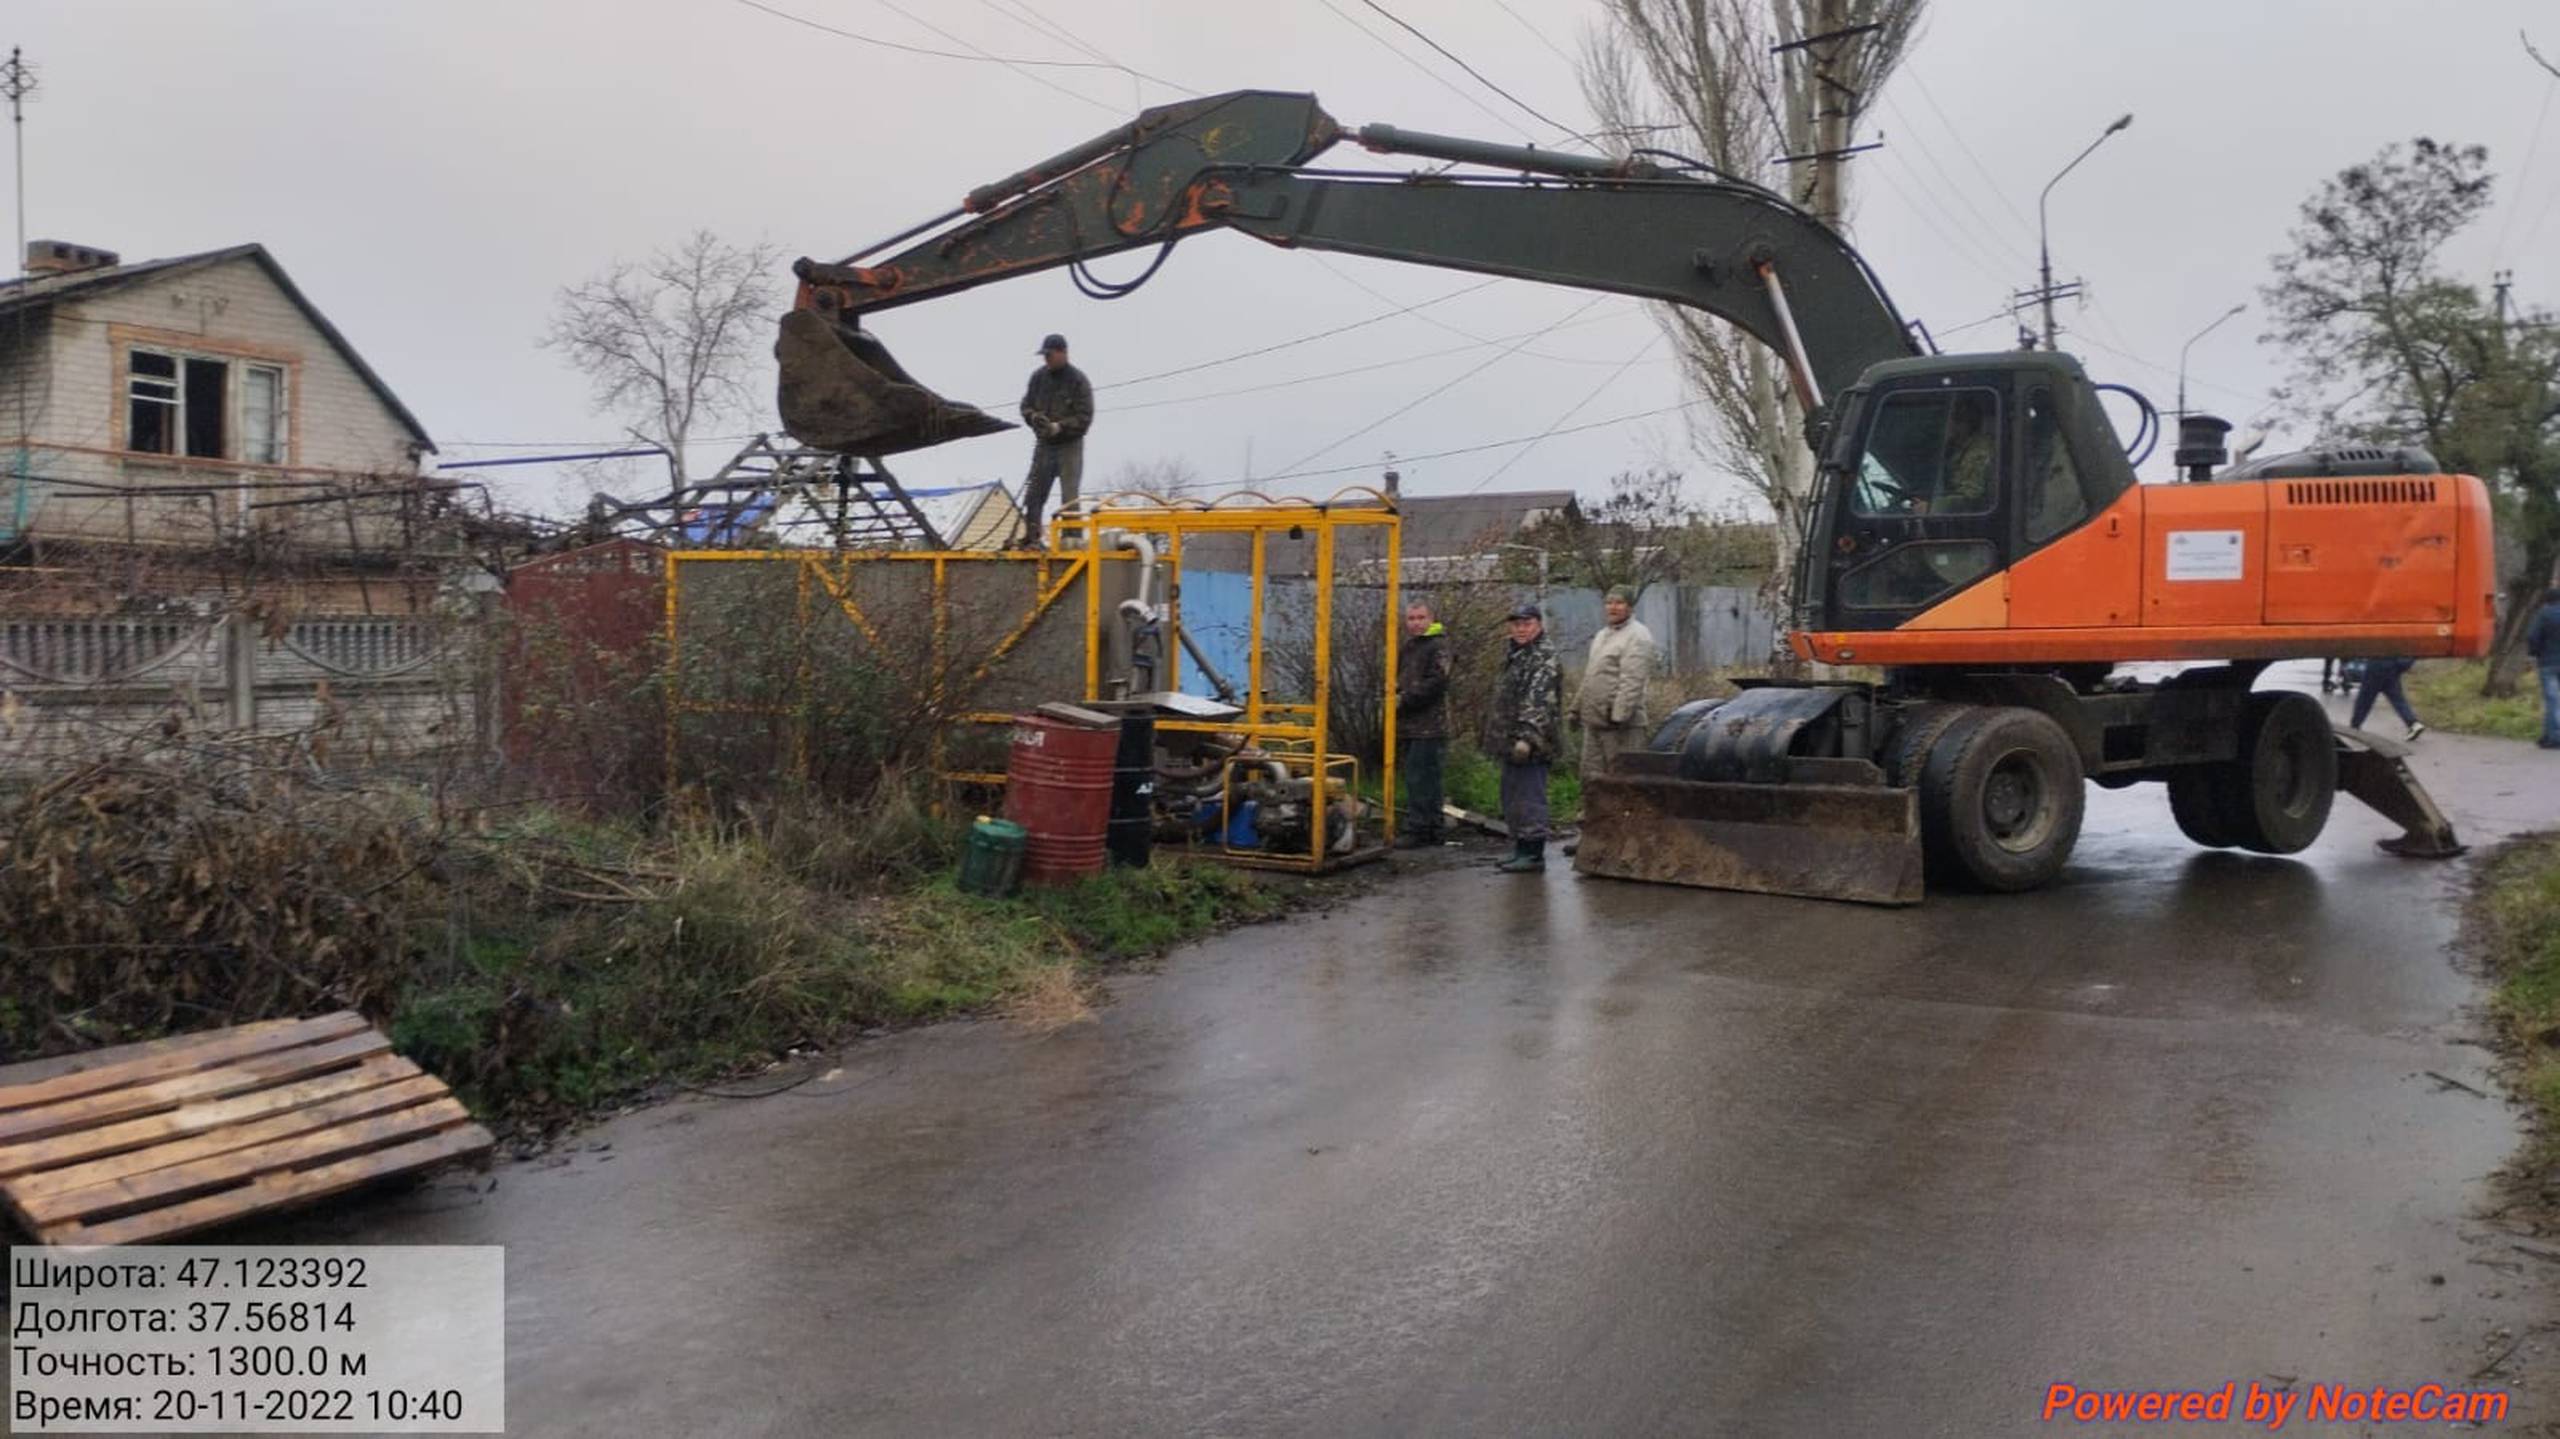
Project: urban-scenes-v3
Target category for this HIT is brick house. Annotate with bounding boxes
[0,239,437,575]
[0,242,476,766]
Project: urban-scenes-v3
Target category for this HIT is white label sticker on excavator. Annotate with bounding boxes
[2166,529,2245,581]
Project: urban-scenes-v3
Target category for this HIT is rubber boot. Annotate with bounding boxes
[1496,838,1546,874]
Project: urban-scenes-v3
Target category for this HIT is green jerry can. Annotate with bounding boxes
[958,816,1028,898]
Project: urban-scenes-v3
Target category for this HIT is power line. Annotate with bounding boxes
[730,0,1119,114]
[1468,337,1660,492]
[1357,0,1578,137]
[1902,66,2035,236]
[1199,396,1708,492]
[1269,293,1610,476]
[1489,0,1578,69]
[2495,67,2559,265]
[978,0,1203,97]
[1094,276,1508,392]
[1859,155,2019,294]
[1312,0,1533,142]
[1878,94,2035,265]
[861,0,1126,114]
[1110,310,1647,413]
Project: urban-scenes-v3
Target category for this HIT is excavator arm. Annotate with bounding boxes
[778,89,1918,456]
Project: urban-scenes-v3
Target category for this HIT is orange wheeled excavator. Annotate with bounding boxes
[773,90,2490,903]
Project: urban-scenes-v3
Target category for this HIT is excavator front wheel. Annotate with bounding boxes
[1917,705,2085,893]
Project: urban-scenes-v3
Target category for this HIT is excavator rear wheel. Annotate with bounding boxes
[2225,692,2338,854]
[1917,705,2085,893]
[2166,768,2239,848]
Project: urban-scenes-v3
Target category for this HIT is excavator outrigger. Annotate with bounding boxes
[776,90,2490,904]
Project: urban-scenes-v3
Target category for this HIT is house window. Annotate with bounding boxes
[126,348,231,459]
[242,364,287,464]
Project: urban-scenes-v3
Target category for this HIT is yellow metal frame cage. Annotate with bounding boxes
[663,490,1402,874]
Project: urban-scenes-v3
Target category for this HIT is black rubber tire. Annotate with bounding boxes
[2225,691,2338,854]
[2165,767,2238,848]
[1882,702,1969,788]
[1918,706,2086,892]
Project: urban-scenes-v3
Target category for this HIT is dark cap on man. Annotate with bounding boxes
[1039,333,1069,353]
[1507,602,1542,621]
[1604,584,1636,605]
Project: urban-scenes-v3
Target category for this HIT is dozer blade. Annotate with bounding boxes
[775,310,1017,457]
[1573,768,1924,906]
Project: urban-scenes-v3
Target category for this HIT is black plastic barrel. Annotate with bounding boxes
[1106,710,1156,868]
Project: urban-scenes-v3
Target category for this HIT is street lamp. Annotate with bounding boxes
[2037,113,2133,350]
[2176,303,2246,419]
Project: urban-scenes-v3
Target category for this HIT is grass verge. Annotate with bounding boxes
[1443,741,1583,824]
[2472,834,2560,1196]
[391,824,1293,1133]
[2407,660,2545,742]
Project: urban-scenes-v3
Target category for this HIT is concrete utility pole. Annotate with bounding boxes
[2033,113,2132,350]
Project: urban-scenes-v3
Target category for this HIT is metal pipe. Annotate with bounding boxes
[1173,619,1239,703]
[1755,262,1824,410]
[2175,302,2245,419]
[1356,123,1666,182]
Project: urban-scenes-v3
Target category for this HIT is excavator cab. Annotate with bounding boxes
[1798,353,2137,635]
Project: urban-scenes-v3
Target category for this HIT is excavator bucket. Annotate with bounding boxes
[775,310,1016,457]
[1574,755,1925,906]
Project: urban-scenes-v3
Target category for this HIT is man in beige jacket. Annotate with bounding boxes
[1576,584,1657,782]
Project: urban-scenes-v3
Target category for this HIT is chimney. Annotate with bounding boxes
[24,240,120,277]
[1382,467,1400,498]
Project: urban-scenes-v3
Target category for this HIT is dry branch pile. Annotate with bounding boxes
[0,732,438,1054]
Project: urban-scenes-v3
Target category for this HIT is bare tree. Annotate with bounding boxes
[1102,456,1201,502]
[543,230,782,484]
[1579,1,1921,599]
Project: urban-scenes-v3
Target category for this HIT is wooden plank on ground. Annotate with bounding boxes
[43,1123,494,1247]
[0,1015,489,1245]
[0,1055,424,1180]
[0,1031,390,1145]
[8,1072,445,1206]
[0,1013,370,1113]
[18,1097,471,1229]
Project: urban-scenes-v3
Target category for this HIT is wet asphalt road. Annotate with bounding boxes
[270,674,2558,1436]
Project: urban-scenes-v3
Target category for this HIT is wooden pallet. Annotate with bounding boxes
[0,1013,492,1245]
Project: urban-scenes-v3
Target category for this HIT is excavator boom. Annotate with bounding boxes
[778,90,1915,457]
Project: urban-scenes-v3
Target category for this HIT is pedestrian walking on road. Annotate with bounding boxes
[1484,603,1562,874]
[1395,599,1454,847]
[1576,584,1657,782]
[2526,585,2560,750]
[1018,333,1093,545]
[2349,655,2425,741]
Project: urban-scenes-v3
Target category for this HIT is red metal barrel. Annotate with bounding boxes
[1003,713,1119,884]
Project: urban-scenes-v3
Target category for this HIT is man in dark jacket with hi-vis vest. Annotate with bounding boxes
[1395,598,1454,848]
[1018,333,1093,545]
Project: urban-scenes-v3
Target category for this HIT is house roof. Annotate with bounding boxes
[0,243,437,453]
[1392,488,1578,557]
[908,482,1018,548]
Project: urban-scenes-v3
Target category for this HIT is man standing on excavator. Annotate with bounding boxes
[1018,333,1094,545]
[1485,603,1563,874]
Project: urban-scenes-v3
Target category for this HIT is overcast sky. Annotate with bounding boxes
[11,0,2559,518]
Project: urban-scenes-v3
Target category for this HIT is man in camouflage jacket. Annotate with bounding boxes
[1483,602,1562,873]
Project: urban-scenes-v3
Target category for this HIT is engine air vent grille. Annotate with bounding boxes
[2283,477,2438,506]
